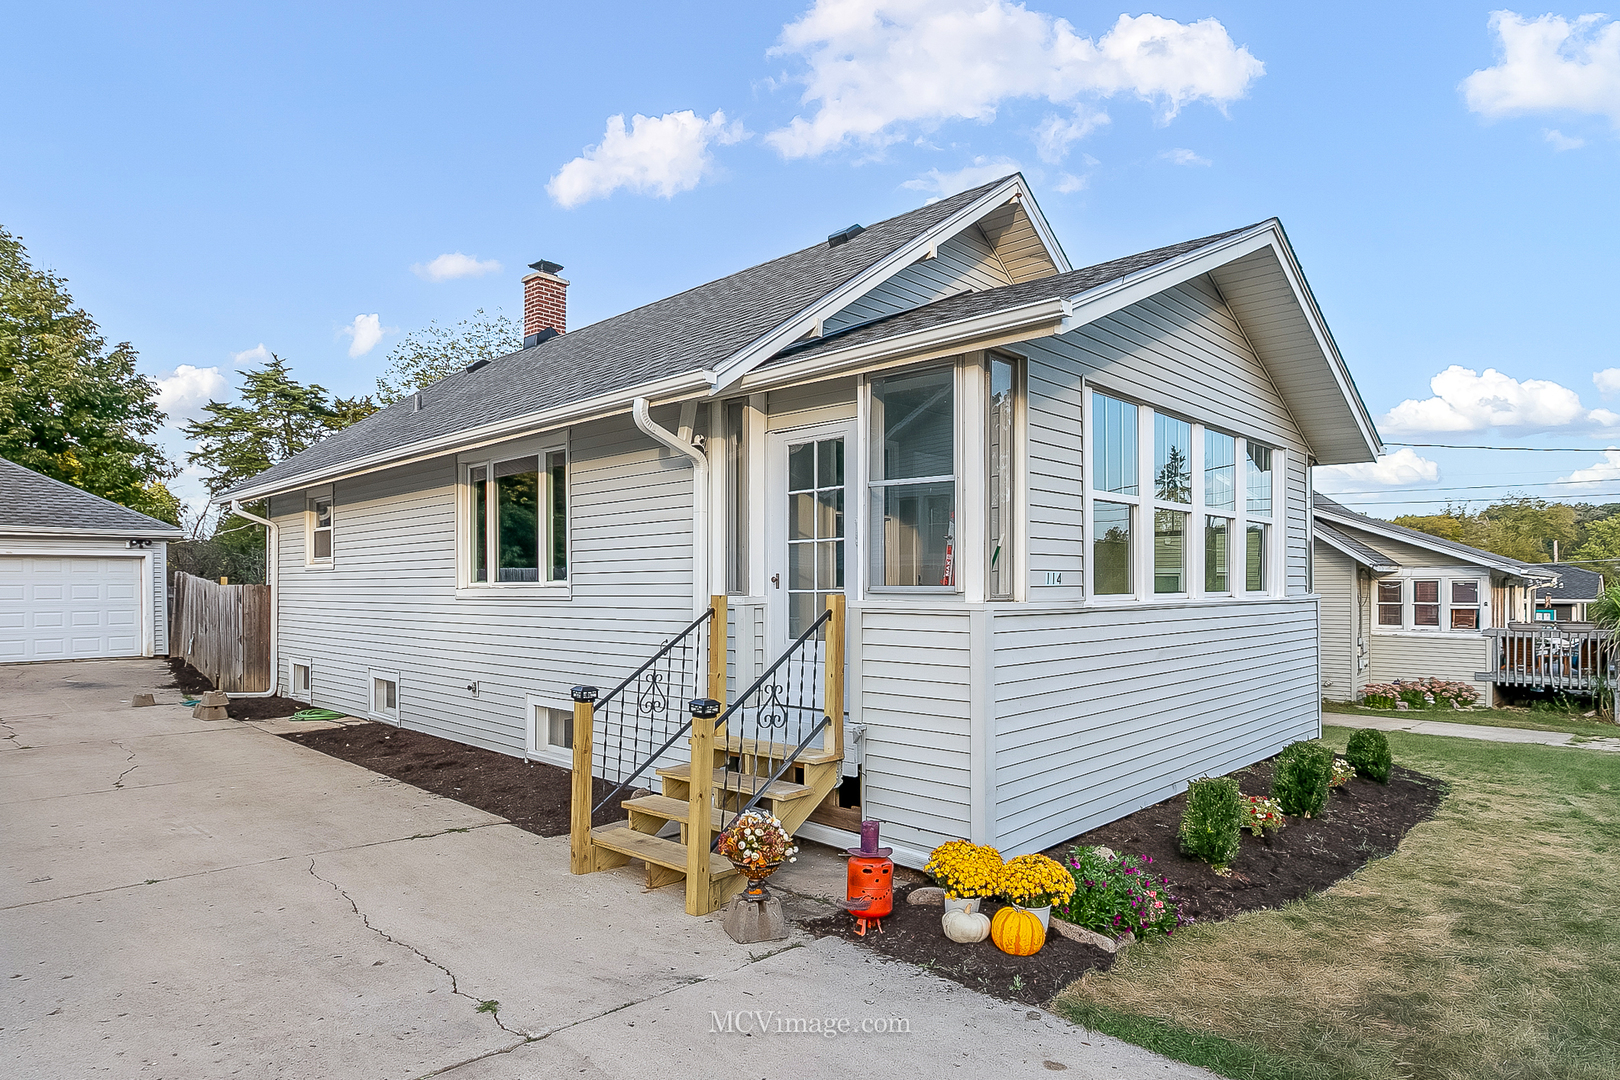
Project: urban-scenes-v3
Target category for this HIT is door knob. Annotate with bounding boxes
[772,573,780,589]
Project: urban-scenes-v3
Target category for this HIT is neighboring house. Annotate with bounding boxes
[0,457,182,663]
[1534,563,1604,622]
[221,174,1380,866]
[1314,493,1558,705]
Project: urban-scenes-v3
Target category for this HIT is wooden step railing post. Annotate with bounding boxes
[708,595,728,707]
[569,685,599,875]
[824,593,847,761]
[686,696,721,915]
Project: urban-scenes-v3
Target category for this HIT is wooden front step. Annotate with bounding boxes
[624,793,721,830]
[720,735,841,766]
[656,763,818,803]
[591,824,739,878]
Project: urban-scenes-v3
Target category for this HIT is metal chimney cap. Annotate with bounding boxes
[528,259,565,275]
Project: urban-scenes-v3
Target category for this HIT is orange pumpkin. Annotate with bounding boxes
[991,905,1045,956]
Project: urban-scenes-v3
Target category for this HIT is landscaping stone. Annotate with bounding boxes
[723,894,787,943]
[1049,920,1119,953]
[130,693,155,708]
[906,886,944,906]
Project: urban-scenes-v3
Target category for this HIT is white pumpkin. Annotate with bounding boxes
[941,908,991,944]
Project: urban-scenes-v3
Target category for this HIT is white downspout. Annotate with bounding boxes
[633,397,709,615]
[229,498,279,697]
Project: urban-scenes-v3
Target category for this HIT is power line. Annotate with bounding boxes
[1321,477,1620,496]
[1386,442,1620,453]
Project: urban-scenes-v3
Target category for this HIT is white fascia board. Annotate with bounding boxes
[0,525,183,540]
[710,175,1046,391]
[733,297,1071,394]
[222,367,715,503]
[1314,506,1553,579]
[1053,221,1382,465]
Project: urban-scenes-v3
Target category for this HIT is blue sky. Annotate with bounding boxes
[4,2,1620,522]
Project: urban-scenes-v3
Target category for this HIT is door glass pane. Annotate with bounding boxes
[789,443,814,491]
[1205,515,1229,592]
[788,436,846,636]
[872,367,954,481]
[1205,431,1235,511]
[495,457,539,582]
[818,438,844,488]
[1093,393,1138,496]
[789,492,816,540]
[816,488,844,538]
[788,542,814,590]
[1093,502,1132,595]
[1153,510,1187,593]
[1154,415,1191,504]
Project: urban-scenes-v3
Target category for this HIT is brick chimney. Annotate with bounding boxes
[522,259,568,346]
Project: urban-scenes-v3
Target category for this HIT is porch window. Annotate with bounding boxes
[987,356,1016,600]
[1451,580,1480,630]
[1245,443,1273,593]
[1204,430,1235,593]
[466,449,568,587]
[1413,579,1440,626]
[1378,581,1403,626]
[1091,392,1138,596]
[870,367,956,589]
[308,493,333,563]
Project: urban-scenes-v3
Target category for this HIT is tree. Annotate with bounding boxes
[1392,496,1575,563]
[374,309,519,405]
[0,225,179,521]
[1570,516,1620,564]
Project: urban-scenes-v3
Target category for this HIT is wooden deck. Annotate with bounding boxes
[1479,625,1614,695]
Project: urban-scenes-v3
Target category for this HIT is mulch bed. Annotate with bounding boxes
[162,656,310,721]
[279,722,633,835]
[803,891,1114,1006]
[1044,759,1448,924]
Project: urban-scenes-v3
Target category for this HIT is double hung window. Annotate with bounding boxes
[1245,444,1273,593]
[467,448,568,586]
[1152,414,1192,594]
[1451,581,1480,629]
[1204,431,1235,593]
[1378,581,1403,626]
[1413,579,1441,626]
[1091,392,1138,595]
[1377,576,1484,630]
[307,492,333,564]
[870,367,956,589]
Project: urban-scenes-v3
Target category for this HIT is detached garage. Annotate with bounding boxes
[0,457,183,663]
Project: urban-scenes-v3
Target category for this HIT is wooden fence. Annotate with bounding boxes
[170,572,271,693]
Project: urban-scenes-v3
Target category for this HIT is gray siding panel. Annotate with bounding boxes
[1369,633,1490,697]
[823,228,1013,334]
[152,541,168,656]
[991,599,1320,853]
[1316,542,1356,700]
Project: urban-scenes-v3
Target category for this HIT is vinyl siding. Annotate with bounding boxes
[270,410,699,757]
[1316,541,1356,700]
[1369,632,1491,699]
[152,541,168,656]
[991,598,1320,854]
[822,228,1013,334]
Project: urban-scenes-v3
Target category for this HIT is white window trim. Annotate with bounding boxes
[305,485,334,569]
[368,667,400,725]
[1371,568,1489,634]
[456,433,571,598]
[287,656,313,702]
[525,693,575,768]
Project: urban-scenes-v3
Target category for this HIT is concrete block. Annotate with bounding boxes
[722,894,787,943]
[200,691,229,707]
[131,694,155,708]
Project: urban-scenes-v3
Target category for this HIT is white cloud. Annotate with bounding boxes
[1034,109,1110,162]
[1559,449,1620,491]
[340,313,385,358]
[412,252,503,281]
[1315,448,1441,490]
[1160,147,1211,166]
[766,2,1263,159]
[1054,172,1087,194]
[901,156,1022,200]
[1379,365,1617,434]
[1595,368,1620,396]
[153,364,227,420]
[1461,12,1620,125]
[1544,127,1586,149]
[230,343,271,367]
[546,110,746,208]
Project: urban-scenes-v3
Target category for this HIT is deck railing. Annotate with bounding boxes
[1481,624,1614,694]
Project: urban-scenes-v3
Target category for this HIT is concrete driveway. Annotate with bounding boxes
[2,659,1210,1079]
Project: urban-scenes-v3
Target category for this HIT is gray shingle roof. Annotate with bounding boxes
[223,178,1016,500]
[0,457,184,537]
[765,224,1259,367]
[1541,563,1605,601]
[1314,521,1399,572]
[1313,493,1555,579]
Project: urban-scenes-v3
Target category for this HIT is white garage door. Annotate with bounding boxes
[0,556,144,662]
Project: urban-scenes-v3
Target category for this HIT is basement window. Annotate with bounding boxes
[370,669,399,723]
[290,660,311,699]
[526,694,574,767]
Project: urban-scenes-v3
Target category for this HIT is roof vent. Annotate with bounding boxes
[827,224,864,248]
[413,392,423,412]
[523,326,560,349]
[466,358,491,373]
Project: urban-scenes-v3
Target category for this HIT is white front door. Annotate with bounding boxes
[0,555,144,662]
[766,421,854,653]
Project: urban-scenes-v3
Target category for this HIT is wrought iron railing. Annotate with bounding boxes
[709,606,834,835]
[589,607,714,816]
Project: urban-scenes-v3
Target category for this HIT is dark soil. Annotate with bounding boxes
[279,722,633,836]
[1041,758,1448,924]
[161,656,309,720]
[803,889,1114,1006]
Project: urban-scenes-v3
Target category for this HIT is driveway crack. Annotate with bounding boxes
[307,858,518,1036]
[112,741,138,788]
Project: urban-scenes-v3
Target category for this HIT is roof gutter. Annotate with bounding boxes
[227,500,279,698]
[632,397,710,617]
[0,525,184,540]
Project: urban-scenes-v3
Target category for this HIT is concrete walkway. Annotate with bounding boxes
[1324,710,1620,751]
[2,659,1210,1080]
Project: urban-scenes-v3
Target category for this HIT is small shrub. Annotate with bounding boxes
[1398,686,1432,709]
[1361,684,1399,709]
[1054,846,1184,938]
[1272,740,1334,817]
[1345,728,1393,783]
[1239,794,1286,836]
[1178,776,1242,868]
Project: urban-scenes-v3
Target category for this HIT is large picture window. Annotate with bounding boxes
[467,448,568,587]
[870,367,956,589]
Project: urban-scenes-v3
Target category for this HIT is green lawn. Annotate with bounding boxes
[1325,702,1620,740]
[1054,729,1620,1080]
